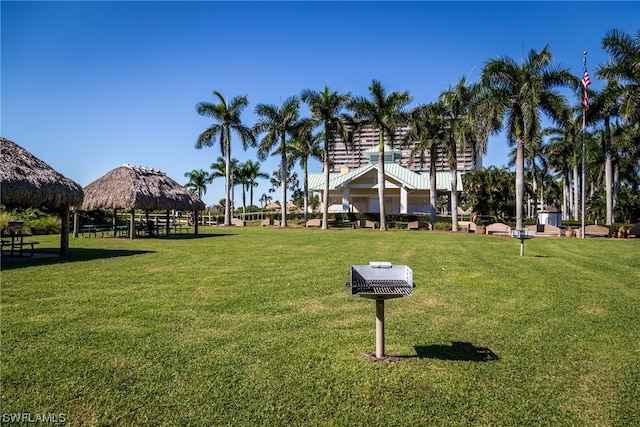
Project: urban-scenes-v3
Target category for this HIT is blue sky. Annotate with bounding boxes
[2,1,638,208]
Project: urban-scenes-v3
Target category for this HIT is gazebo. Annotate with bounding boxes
[81,164,205,238]
[0,137,84,256]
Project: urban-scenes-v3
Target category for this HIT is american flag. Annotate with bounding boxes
[582,63,591,111]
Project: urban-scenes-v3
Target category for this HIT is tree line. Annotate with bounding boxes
[186,28,640,230]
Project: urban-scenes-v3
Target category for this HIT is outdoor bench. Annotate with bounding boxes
[81,224,127,237]
[1,238,40,257]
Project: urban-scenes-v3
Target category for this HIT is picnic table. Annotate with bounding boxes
[80,224,129,237]
[1,224,39,257]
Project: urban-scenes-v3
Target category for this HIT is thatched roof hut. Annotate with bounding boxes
[1,137,84,209]
[81,165,205,238]
[1,137,84,256]
[82,164,205,212]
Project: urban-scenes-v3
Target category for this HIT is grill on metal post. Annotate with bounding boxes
[347,262,413,359]
[511,229,534,256]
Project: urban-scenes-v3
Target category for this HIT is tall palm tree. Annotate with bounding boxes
[438,76,487,231]
[253,96,300,227]
[598,29,640,124]
[544,125,580,220]
[288,118,323,222]
[210,156,239,214]
[480,46,578,230]
[242,160,269,210]
[235,161,251,218]
[259,193,272,209]
[301,86,352,229]
[588,81,622,224]
[405,102,447,228]
[184,169,210,199]
[196,91,255,226]
[349,79,412,230]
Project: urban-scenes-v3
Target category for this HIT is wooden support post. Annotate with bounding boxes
[73,209,79,238]
[60,205,70,256]
[130,209,135,239]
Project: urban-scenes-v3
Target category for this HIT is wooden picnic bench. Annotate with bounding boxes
[1,235,39,257]
[80,224,128,237]
[2,221,39,257]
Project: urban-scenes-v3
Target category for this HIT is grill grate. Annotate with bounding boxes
[349,264,413,298]
[350,280,412,295]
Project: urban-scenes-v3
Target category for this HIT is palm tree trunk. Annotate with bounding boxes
[378,132,387,231]
[573,164,580,221]
[281,134,287,227]
[515,137,525,230]
[451,169,459,231]
[242,183,247,220]
[303,160,309,223]
[604,119,613,224]
[429,145,437,228]
[224,133,232,226]
[322,149,329,230]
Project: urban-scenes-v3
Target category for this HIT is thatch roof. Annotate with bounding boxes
[0,137,84,209]
[81,164,205,211]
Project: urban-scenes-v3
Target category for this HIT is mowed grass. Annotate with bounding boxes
[1,227,639,426]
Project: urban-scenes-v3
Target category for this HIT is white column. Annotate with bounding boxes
[342,186,350,213]
[400,186,408,214]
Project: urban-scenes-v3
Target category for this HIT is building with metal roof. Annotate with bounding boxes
[308,144,462,214]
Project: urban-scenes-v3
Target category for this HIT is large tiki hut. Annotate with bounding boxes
[0,137,84,256]
[81,164,205,238]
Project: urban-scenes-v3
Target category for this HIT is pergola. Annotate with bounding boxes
[0,137,84,256]
[80,164,205,238]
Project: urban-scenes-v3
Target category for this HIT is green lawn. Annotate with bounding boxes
[1,227,639,426]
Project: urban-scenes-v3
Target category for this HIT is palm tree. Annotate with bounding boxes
[544,124,580,220]
[196,91,255,226]
[480,46,578,230]
[301,86,352,229]
[184,169,210,199]
[438,76,487,231]
[349,80,412,230]
[259,193,272,209]
[210,156,239,214]
[235,161,251,218]
[598,29,640,124]
[288,118,323,222]
[588,81,622,224]
[405,102,447,228]
[242,160,269,210]
[253,96,300,227]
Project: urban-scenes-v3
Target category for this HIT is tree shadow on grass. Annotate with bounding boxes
[1,248,154,270]
[131,233,235,240]
[413,342,500,362]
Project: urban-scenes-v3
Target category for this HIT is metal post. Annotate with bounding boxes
[376,299,385,359]
[520,238,525,257]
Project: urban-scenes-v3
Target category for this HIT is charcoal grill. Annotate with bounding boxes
[511,229,535,257]
[346,262,413,359]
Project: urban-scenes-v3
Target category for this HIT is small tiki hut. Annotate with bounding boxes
[0,137,84,256]
[81,164,205,238]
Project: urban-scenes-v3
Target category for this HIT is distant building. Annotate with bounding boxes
[328,125,481,173]
[308,144,462,214]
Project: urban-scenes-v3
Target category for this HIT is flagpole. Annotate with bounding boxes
[581,51,587,239]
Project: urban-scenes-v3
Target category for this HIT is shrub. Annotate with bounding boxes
[27,216,61,235]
